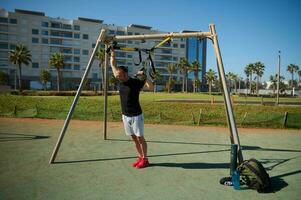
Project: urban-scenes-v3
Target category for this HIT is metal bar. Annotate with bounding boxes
[49,29,107,164]
[103,44,109,140]
[209,24,243,164]
[113,32,212,41]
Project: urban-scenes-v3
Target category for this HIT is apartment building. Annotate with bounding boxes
[0,8,206,91]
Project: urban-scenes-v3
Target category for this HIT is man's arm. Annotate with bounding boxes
[136,70,154,91]
[110,50,119,78]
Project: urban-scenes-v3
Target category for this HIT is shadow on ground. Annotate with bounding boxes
[0,133,50,142]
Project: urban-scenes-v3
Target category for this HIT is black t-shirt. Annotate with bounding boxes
[119,77,146,117]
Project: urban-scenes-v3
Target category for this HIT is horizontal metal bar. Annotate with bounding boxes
[112,31,212,41]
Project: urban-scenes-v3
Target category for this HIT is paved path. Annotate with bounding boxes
[0,118,300,200]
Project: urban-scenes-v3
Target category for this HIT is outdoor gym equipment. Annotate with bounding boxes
[49,24,244,165]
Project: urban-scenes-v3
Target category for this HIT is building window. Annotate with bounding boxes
[64,64,72,70]
[74,57,80,62]
[127,54,133,58]
[83,34,89,39]
[9,19,17,24]
[74,64,80,70]
[32,29,39,35]
[0,25,8,32]
[134,33,140,35]
[109,30,115,34]
[32,38,39,43]
[74,49,80,54]
[42,38,48,44]
[92,43,96,48]
[180,44,185,48]
[51,22,61,29]
[41,21,49,27]
[92,73,98,79]
[117,31,125,35]
[0,17,8,23]
[0,33,8,40]
[127,32,133,35]
[74,25,80,30]
[82,49,89,55]
[41,30,48,35]
[127,41,133,44]
[74,33,80,39]
[62,48,72,54]
[63,24,72,29]
[173,43,178,48]
[10,44,16,50]
[32,62,39,68]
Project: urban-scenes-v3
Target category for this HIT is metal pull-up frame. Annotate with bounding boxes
[49,24,243,164]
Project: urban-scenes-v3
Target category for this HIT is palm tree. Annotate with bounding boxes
[178,58,190,92]
[254,62,265,95]
[191,60,201,92]
[206,69,217,95]
[166,63,176,93]
[49,53,65,92]
[40,69,51,91]
[226,72,237,93]
[244,63,255,95]
[269,75,277,95]
[151,70,162,93]
[95,48,105,90]
[287,64,299,88]
[244,70,250,95]
[9,44,32,91]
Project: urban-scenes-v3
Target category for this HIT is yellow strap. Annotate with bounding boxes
[154,37,172,49]
[119,47,136,51]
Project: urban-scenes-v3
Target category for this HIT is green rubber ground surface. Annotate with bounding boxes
[0,118,300,200]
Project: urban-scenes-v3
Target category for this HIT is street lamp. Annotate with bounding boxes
[276,50,281,105]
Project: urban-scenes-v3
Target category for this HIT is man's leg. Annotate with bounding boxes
[135,136,149,168]
[137,136,147,158]
[131,135,143,158]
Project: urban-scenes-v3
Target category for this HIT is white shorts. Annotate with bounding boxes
[122,113,144,137]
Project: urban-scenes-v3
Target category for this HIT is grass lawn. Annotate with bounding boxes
[0,93,301,128]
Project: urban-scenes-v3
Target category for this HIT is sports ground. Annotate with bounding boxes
[0,118,300,200]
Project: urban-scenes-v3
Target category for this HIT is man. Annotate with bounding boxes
[110,49,153,169]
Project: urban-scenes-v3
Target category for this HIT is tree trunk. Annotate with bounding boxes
[256,76,259,96]
[182,75,185,92]
[209,82,212,95]
[185,71,188,92]
[235,81,237,93]
[249,74,252,94]
[18,64,22,92]
[57,69,60,92]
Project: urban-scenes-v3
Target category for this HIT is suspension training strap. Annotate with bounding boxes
[152,36,172,50]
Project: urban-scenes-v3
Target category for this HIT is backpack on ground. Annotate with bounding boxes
[237,158,271,193]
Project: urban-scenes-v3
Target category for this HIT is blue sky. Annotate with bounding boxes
[1,0,301,81]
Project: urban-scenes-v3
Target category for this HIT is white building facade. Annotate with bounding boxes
[0,8,205,91]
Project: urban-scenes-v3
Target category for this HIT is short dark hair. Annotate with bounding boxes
[118,66,128,73]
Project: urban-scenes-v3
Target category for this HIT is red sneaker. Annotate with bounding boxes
[132,157,142,167]
[136,158,149,169]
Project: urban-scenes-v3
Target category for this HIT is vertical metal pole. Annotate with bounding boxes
[49,29,107,164]
[103,45,109,140]
[276,50,281,105]
[209,24,243,163]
